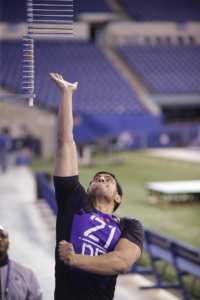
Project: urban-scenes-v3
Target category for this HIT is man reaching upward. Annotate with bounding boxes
[50,73,144,300]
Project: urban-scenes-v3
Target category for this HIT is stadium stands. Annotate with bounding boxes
[1,0,27,22]
[118,0,200,22]
[74,0,112,14]
[1,0,112,23]
[0,41,149,115]
[2,0,199,23]
[118,45,200,94]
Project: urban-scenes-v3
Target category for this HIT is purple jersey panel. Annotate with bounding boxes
[71,209,121,255]
[70,209,121,289]
[53,175,144,300]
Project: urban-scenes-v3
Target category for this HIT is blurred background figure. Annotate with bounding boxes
[0,225,43,300]
[0,128,10,173]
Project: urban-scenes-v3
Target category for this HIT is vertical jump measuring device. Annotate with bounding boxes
[0,0,73,106]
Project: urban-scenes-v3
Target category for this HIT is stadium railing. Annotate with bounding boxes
[36,172,200,300]
[36,172,57,215]
[128,228,200,300]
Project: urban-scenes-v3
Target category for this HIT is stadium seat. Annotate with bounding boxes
[118,45,200,94]
[1,0,112,23]
[118,0,200,22]
[74,0,112,14]
[0,41,149,115]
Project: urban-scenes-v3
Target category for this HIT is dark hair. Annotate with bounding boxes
[87,171,123,212]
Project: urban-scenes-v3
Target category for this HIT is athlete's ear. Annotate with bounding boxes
[114,194,121,205]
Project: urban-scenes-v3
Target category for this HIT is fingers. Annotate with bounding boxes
[49,73,78,92]
[72,82,78,92]
[49,73,62,81]
[59,240,67,245]
[59,241,73,251]
[49,73,76,86]
[55,73,63,81]
[49,73,57,81]
[58,241,73,254]
[58,241,74,265]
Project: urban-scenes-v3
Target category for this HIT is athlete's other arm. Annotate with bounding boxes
[50,73,78,177]
[59,238,141,275]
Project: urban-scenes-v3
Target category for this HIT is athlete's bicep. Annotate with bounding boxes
[54,140,78,177]
[114,238,141,272]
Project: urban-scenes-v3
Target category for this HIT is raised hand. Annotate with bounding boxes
[59,240,77,266]
[49,73,78,93]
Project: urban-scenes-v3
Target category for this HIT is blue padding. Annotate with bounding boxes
[73,114,160,142]
[149,244,173,264]
[176,257,200,278]
[36,172,57,215]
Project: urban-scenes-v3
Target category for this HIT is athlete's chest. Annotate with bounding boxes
[70,209,121,256]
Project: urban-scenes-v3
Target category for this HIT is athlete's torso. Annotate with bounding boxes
[54,175,144,300]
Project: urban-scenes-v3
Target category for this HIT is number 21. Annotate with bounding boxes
[84,215,116,249]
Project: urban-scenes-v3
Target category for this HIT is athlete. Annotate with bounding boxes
[50,73,144,300]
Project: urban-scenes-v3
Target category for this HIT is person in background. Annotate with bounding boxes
[0,128,10,172]
[0,225,43,300]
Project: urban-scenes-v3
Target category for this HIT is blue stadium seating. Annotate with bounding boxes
[74,0,112,14]
[1,0,27,22]
[1,0,112,23]
[1,0,199,23]
[0,41,149,115]
[118,45,200,94]
[118,0,200,22]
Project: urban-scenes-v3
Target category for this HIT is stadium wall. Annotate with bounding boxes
[0,98,56,159]
[73,114,200,148]
[104,22,200,46]
[0,22,90,40]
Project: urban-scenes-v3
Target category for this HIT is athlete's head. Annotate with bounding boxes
[87,171,123,213]
[0,225,9,262]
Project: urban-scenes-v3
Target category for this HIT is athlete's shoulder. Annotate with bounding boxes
[114,216,145,251]
[122,216,143,226]
[113,215,143,232]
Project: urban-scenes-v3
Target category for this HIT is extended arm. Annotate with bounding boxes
[50,73,78,177]
[59,238,141,275]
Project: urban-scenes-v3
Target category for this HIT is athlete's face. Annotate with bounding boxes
[0,229,9,260]
[88,173,121,208]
